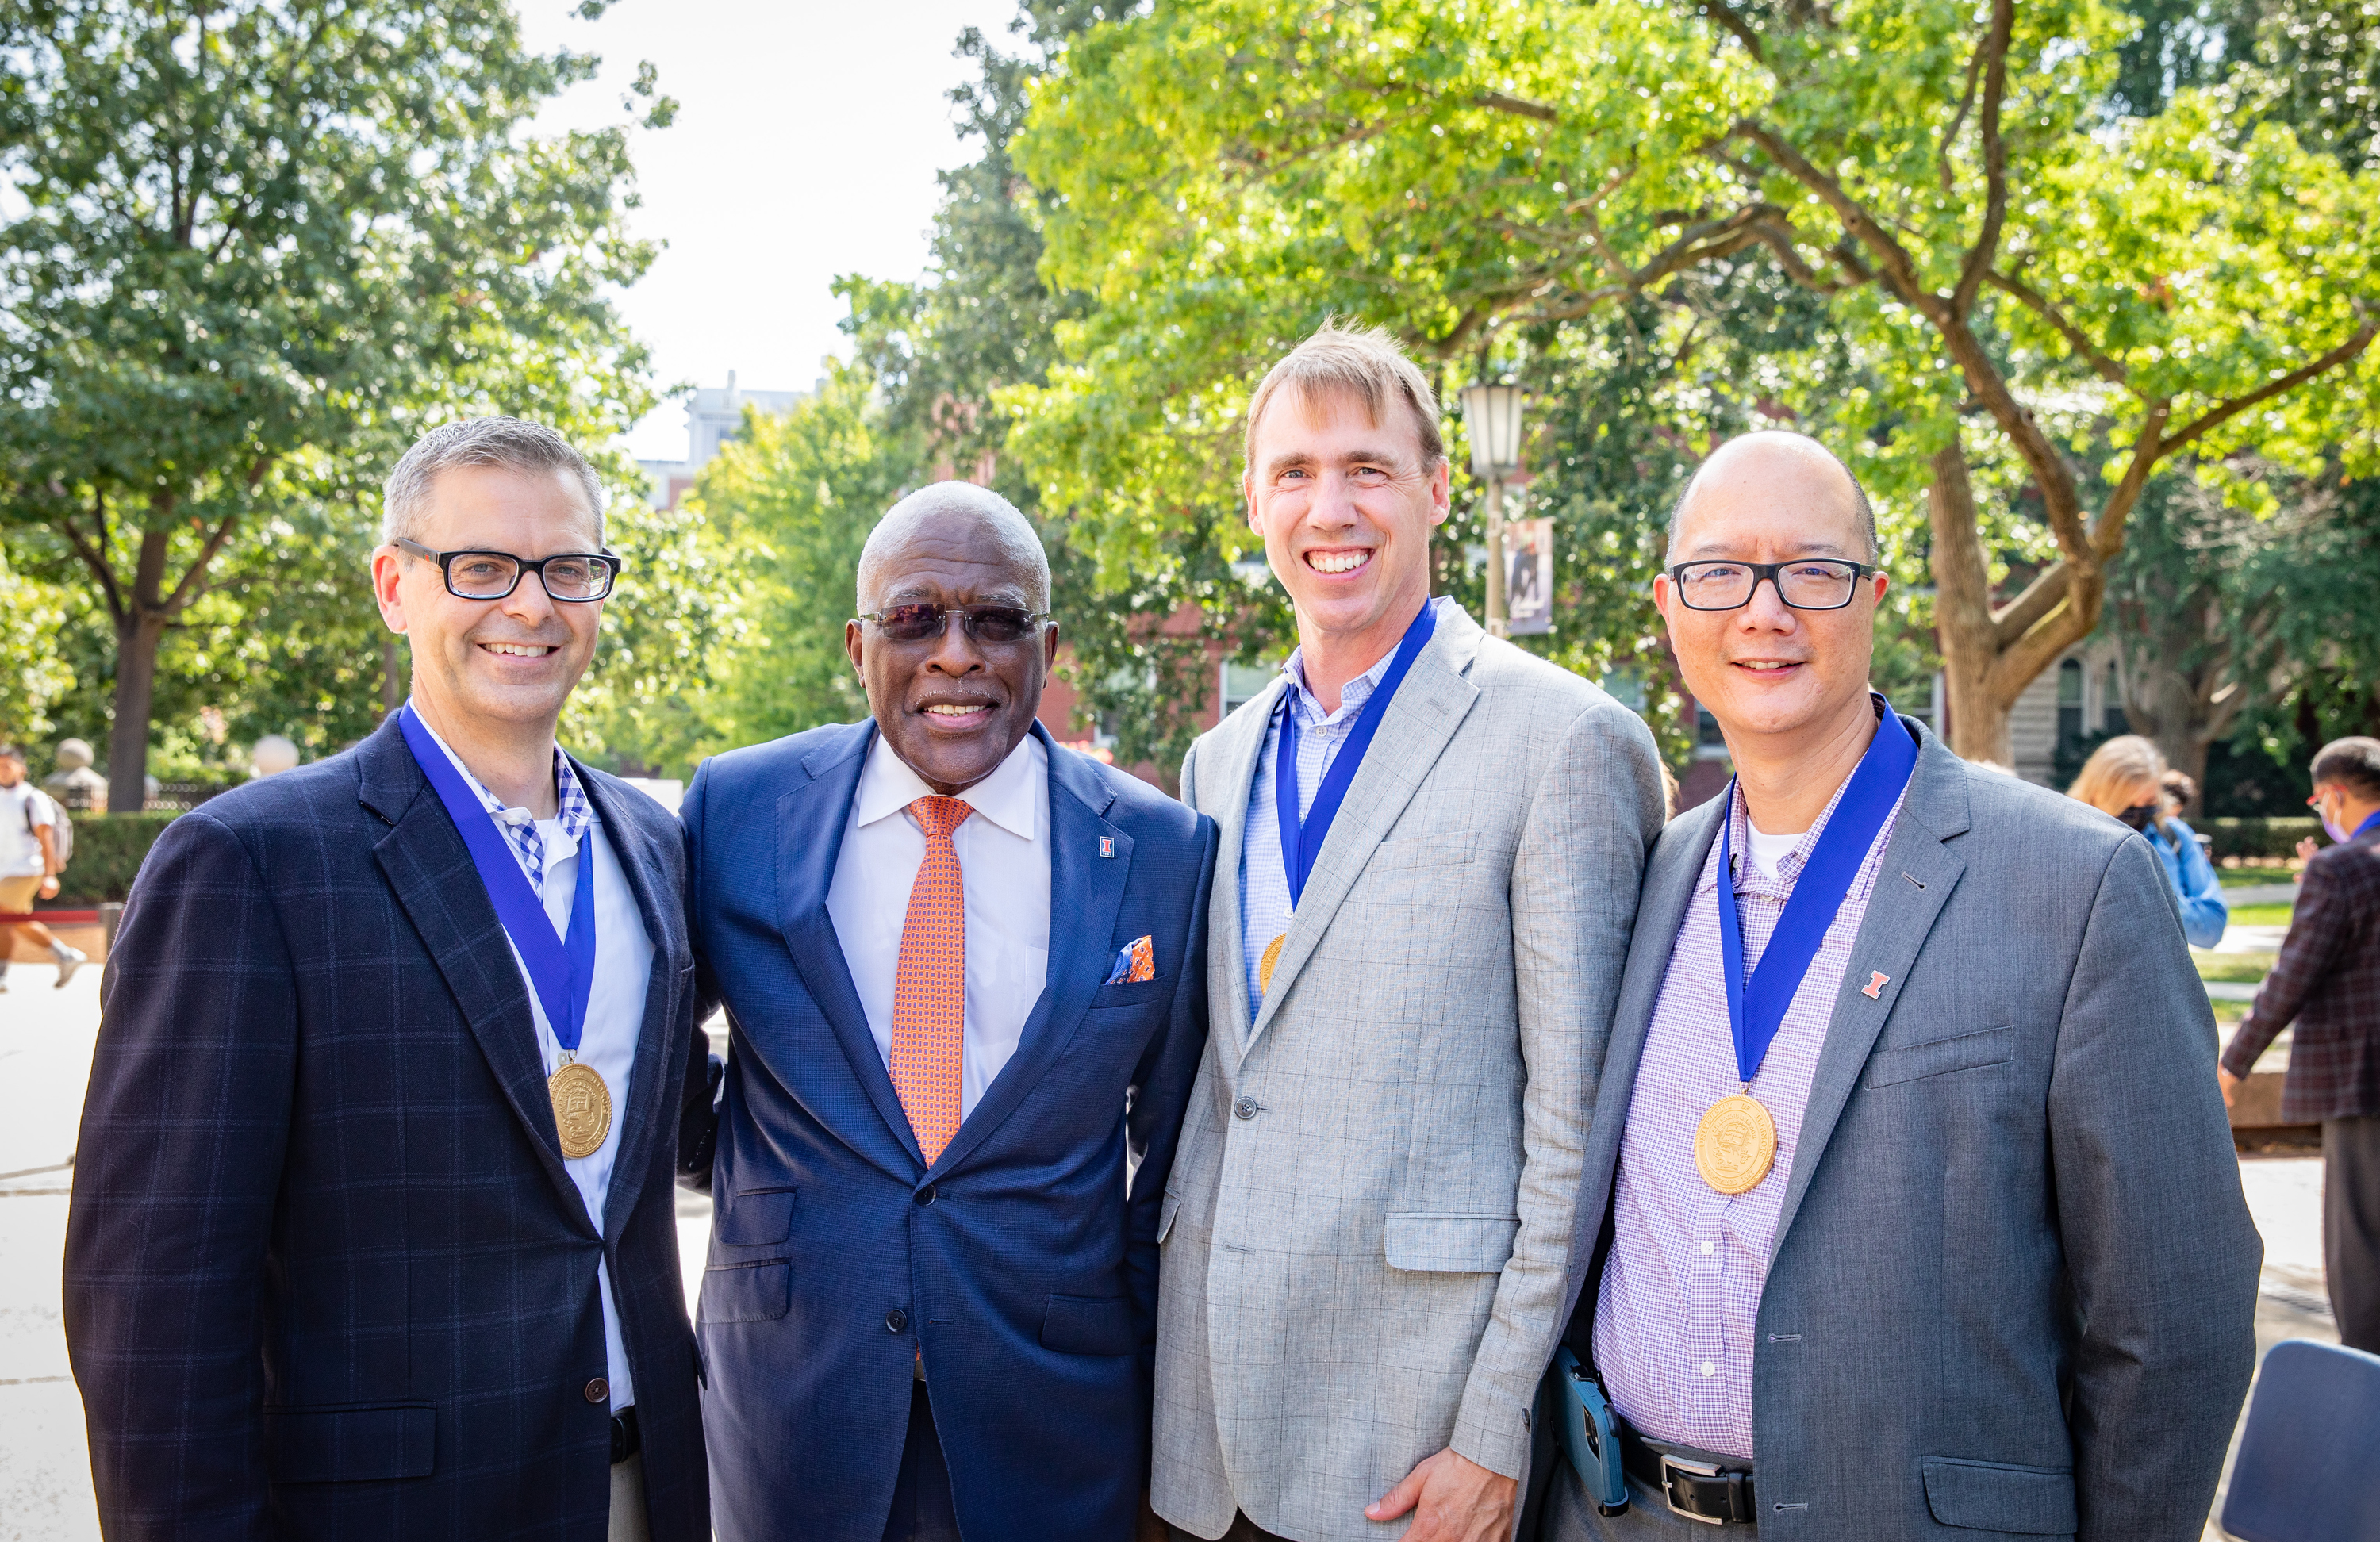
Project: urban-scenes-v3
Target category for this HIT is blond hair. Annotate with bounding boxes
[2067,735,2168,827]
[1242,319,1444,473]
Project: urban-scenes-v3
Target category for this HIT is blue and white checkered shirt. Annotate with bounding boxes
[1237,596,1457,1027]
[410,711,593,917]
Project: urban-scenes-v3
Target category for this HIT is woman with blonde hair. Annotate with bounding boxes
[2067,735,2228,946]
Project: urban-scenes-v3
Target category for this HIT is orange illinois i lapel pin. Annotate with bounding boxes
[1099,836,1115,858]
[1862,971,1890,999]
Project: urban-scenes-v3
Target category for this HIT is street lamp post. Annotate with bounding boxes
[1459,382,1526,639]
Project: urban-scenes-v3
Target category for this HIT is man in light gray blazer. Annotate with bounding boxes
[1536,431,2259,1540]
[1153,321,1665,1542]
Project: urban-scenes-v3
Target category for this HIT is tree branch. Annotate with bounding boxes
[160,510,244,617]
[1699,0,1767,61]
[1950,0,2015,316]
[2159,314,2380,459]
[1472,90,1557,122]
[56,495,128,629]
[1987,269,2129,386]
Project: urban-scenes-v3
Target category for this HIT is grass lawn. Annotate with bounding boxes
[2217,866,2298,887]
[2209,998,2248,1025]
[2226,902,2295,927]
[2197,953,2275,984]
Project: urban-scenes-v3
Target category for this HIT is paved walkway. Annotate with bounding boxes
[0,965,2335,1540]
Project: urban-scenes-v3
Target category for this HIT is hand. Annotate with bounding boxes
[1136,1489,1170,1542]
[36,874,59,900]
[1366,1447,1517,1542]
[2296,836,2318,863]
[2217,1068,2242,1108]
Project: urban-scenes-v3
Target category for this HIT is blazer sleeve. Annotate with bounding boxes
[63,811,298,1542]
[1122,815,1219,1383]
[2050,835,2261,1542]
[2221,855,2348,1080]
[677,758,724,1191]
[2163,825,2228,950]
[1451,700,1666,1479]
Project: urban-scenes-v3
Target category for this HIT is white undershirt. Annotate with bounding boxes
[416,718,653,1412]
[825,731,1051,1122]
[1743,821,1806,882]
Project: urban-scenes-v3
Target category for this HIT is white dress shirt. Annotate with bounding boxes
[416,715,654,1412]
[827,730,1051,1122]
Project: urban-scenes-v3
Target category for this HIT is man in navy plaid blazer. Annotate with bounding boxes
[65,420,712,1540]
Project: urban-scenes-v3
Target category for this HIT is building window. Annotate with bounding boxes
[2102,663,2127,735]
[2056,658,2083,750]
[1695,704,1730,760]
[1219,662,1275,719]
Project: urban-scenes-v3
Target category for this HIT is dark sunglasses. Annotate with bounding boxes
[857,604,1051,645]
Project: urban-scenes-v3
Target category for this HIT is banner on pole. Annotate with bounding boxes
[1504,516,1554,635]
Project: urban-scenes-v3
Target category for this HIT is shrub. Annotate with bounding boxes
[59,813,180,903]
[2199,817,2320,861]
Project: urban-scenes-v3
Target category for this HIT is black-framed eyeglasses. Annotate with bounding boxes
[1666,558,1872,612]
[392,538,623,602]
[856,604,1053,645]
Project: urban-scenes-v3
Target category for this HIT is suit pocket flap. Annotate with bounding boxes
[716,1184,797,1245]
[1041,1294,1135,1356]
[263,1403,435,1483]
[1921,1459,2077,1534]
[702,1258,790,1323]
[1156,1187,1184,1245]
[1862,1026,2016,1090]
[1384,1213,1521,1273]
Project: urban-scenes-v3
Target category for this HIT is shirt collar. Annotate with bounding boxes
[1281,595,1449,727]
[1696,694,1894,899]
[854,727,1046,842]
[407,703,591,845]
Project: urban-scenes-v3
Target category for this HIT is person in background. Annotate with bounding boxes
[2067,735,2227,948]
[0,743,86,991]
[2220,735,2380,1352]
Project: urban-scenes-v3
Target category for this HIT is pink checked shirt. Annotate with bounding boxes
[1593,765,1906,1460]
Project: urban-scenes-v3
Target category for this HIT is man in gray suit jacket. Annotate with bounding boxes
[1537,432,2259,1540]
[1153,321,1666,1542]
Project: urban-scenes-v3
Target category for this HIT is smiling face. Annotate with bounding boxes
[1244,386,1449,662]
[371,462,605,738]
[846,504,1058,796]
[1654,434,1886,751]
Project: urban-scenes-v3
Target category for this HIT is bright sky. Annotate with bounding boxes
[516,0,1024,460]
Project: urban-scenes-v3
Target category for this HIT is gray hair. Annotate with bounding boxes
[1666,432,1880,562]
[382,417,605,547]
[856,482,1050,613]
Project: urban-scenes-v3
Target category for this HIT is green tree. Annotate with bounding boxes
[0,0,664,811]
[1010,0,2380,763]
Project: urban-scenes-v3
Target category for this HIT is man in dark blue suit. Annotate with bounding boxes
[682,482,1216,1542]
[66,418,712,1541]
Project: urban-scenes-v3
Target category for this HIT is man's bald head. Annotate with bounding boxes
[1667,432,1878,563]
[856,481,1050,615]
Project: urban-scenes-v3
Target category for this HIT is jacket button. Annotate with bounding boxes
[583,1378,608,1404]
[1234,1096,1257,1121]
[885,1309,908,1333]
[915,1184,938,1206]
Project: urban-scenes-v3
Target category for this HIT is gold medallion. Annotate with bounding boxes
[1693,1093,1778,1195]
[1257,932,1287,994]
[549,1060,612,1160]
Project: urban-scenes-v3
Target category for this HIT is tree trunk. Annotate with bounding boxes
[1925,443,2104,769]
[107,608,169,815]
[381,637,406,715]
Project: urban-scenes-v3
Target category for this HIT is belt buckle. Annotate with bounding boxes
[1659,1453,1729,1526]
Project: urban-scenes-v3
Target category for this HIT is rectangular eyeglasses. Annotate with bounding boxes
[856,604,1052,645]
[393,538,623,602]
[1667,558,1871,611]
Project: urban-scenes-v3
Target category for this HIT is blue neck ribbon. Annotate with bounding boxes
[399,704,597,1054]
[2353,810,2380,843]
[1275,599,1439,907]
[1714,705,1920,1087]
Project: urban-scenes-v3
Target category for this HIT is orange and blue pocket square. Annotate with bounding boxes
[1104,935,1156,984]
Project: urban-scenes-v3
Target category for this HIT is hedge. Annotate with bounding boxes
[58,812,182,903]
[2199,816,2320,861]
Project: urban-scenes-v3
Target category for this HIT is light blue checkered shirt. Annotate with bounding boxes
[1237,596,1455,1027]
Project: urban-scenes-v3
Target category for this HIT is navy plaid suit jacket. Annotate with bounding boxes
[64,713,712,1541]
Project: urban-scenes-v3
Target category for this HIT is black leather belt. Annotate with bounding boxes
[1618,1421,1757,1525]
[610,1405,640,1466]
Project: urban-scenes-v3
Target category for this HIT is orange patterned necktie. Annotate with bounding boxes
[890,795,972,1164]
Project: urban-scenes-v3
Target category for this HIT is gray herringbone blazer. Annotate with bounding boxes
[1154,603,1666,1541]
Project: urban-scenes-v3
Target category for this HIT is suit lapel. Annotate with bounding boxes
[773,723,924,1171]
[931,727,1130,1176]
[1246,605,1484,1053]
[574,767,679,1246]
[1200,681,1284,1058]
[1768,723,1971,1260]
[359,718,587,1229]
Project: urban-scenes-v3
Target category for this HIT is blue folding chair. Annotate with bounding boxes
[2221,1338,2380,1542]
